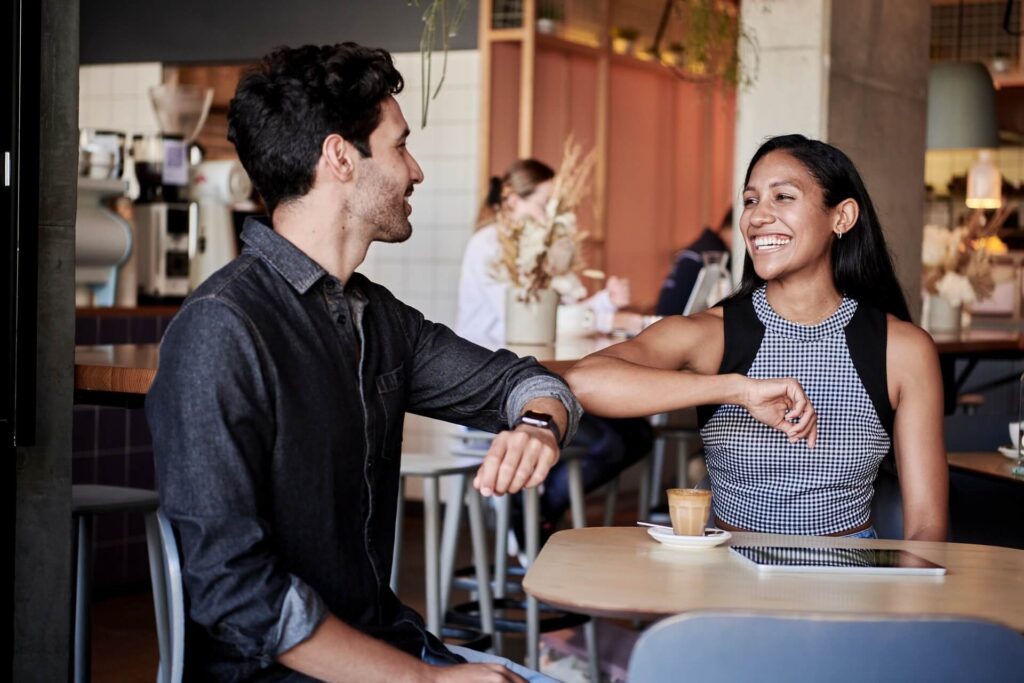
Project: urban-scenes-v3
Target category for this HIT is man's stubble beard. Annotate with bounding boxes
[354,161,413,244]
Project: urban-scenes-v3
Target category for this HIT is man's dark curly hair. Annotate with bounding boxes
[227,43,404,214]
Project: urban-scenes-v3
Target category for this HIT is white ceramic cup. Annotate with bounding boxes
[1009,422,1021,449]
[556,304,595,338]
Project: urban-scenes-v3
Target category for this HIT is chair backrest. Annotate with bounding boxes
[628,611,1024,683]
[156,509,186,683]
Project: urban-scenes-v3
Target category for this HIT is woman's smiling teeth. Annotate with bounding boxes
[753,235,791,251]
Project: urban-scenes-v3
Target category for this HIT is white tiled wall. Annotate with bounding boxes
[79,63,164,135]
[360,50,481,332]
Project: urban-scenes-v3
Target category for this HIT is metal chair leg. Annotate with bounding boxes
[73,514,92,683]
[390,477,405,593]
[584,619,600,683]
[637,455,652,521]
[525,487,541,671]
[439,475,467,614]
[603,477,620,528]
[145,512,171,683]
[423,477,442,636]
[567,459,587,529]
[465,483,495,637]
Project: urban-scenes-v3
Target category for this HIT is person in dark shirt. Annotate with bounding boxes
[655,209,733,316]
[146,43,580,682]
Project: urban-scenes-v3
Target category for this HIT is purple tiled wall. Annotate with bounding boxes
[74,311,174,590]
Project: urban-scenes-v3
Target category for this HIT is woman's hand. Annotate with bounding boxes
[741,377,818,448]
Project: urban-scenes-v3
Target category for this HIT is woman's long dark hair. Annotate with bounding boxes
[729,134,911,322]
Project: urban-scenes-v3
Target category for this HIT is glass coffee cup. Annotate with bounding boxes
[667,488,712,536]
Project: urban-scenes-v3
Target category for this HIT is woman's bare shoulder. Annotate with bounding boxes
[885,314,937,355]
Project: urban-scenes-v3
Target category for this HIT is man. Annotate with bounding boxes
[146,43,580,682]
[655,208,733,316]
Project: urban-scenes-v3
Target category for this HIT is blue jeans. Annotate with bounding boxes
[845,526,878,539]
[423,645,560,682]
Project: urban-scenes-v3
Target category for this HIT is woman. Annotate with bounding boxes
[456,159,651,540]
[456,159,628,348]
[566,135,948,541]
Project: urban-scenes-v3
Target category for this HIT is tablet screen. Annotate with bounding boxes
[730,545,946,576]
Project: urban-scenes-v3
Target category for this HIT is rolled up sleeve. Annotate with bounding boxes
[394,296,581,443]
[146,298,327,664]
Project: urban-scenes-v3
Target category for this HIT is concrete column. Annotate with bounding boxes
[733,0,929,321]
[14,0,79,680]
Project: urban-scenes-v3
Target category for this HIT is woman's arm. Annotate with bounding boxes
[888,319,949,541]
[565,312,818,446]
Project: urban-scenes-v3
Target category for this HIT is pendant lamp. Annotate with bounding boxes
[926,62,1002,208]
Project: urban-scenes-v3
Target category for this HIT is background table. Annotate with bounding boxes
[948,451,1023,484]
[523,527,1024,630]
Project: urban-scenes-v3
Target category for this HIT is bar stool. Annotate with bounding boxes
[644,411,702,517]
[71,484,165,683]
[444,430,598,677]
[391,453,495,640]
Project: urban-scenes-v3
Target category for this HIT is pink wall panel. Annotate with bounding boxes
[710,86,737,226]
[672,82,707,254]
[490,43,521,180]
[606,64,678,308]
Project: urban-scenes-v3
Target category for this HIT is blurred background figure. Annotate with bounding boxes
[457,158,652,550]
[656,208,733,316]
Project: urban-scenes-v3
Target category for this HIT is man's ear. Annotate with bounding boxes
[321,134,355,183]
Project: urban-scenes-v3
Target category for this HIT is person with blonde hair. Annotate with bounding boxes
[457,158,652,547]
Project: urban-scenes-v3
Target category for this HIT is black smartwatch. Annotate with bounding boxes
[513,410,562,446]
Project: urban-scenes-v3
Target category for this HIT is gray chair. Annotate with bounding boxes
[71,484,162,683]
[627,611,1024,683]
[152,508,185,683]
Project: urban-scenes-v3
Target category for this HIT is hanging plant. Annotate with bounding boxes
[407,0,469,127]
[650,0,761,88]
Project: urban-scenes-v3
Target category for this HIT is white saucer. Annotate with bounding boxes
[647,526,732,549]
[998,446,1021,460]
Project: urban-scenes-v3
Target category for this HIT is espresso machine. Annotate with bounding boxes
[132,84,212,301]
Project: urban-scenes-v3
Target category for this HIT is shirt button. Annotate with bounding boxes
[325,279,336,290]
[336,313,346,324]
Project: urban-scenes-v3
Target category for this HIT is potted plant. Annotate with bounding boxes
[920,208,1012,333]
[493,140,595,345]
[661,41,685,67]
[536,2,564,35]
[611,26,641,55]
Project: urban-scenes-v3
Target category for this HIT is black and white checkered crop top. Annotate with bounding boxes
[697,285,894,535]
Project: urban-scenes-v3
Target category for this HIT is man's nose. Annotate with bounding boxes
[409,154,424,185]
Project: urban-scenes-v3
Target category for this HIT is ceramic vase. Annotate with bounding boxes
[506,288,558,345]
[925,294,962,335]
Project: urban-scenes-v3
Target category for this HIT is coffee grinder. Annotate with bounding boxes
[132,84,212,301]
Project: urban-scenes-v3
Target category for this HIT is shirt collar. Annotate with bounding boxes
[240,216,327,295]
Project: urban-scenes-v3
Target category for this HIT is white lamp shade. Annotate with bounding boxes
[926,63,999,150]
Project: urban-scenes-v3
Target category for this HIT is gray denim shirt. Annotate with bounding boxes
[146,217,581,681]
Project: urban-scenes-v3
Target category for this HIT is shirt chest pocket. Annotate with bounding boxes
[376,364,406,459]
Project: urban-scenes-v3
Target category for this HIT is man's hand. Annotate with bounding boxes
[472,425,560,497]
[741,376,818,448]
[426,663,527,682]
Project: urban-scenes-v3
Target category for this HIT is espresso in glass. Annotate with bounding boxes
[667,488,712,536]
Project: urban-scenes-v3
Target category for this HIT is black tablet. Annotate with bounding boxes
[730,545,947,576]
